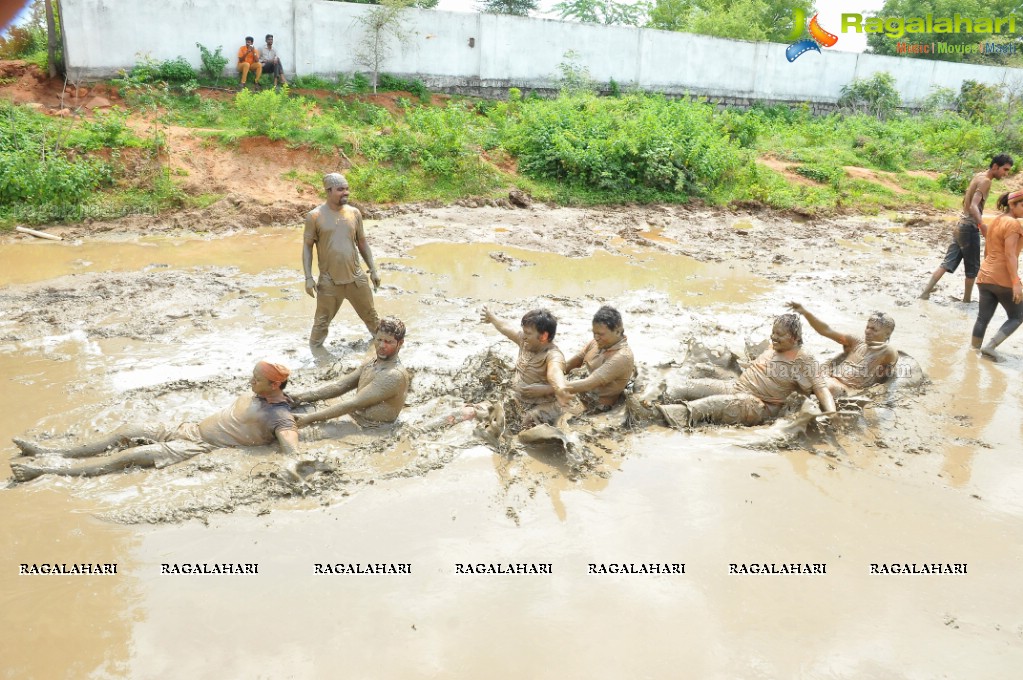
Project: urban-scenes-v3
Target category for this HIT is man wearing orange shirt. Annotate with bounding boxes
[236,36,263,89]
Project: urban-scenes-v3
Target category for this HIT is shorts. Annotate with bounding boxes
[940,218,980,279]
[137,422,214,469]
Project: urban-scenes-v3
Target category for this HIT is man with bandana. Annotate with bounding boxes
[303,173,381,349]
[787,302,899,398]
[10,361,299,482]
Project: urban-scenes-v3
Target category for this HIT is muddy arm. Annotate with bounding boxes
[296,369,403,426]
[970,185,987,236]
[302,212,318,295]
[290,368,361,404]
[788,302,855,349]
[814,384,837,415]
[564,352,630,394]
[275,427,300,455]
[481,307,523,344]
[355,217,379,288]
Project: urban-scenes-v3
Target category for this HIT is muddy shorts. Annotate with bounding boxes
[940,218,980,279]
[136,422,214,469]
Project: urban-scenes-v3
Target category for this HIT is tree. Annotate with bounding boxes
[477,0,538,17]
[553,0,651,25]
[354,0,416,93]
[328,0,439,7]
[865,0,1020,64]
[646,0,813,43]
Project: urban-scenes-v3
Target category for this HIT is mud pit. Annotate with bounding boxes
[2,204,1023,677]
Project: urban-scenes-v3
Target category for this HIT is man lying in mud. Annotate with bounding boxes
[448,308,569,435]
[291,316,410,429]
[628,313,837,428]
[10,361,298,482]
[787,302,899,398]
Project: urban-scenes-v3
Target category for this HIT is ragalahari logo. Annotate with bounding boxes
[785,9,839,62]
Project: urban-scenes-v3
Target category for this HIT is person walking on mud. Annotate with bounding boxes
[971,191,1023,361]
[920,154,1014,303]
[291,317,410,428]
[10,361,299,482]
[303,173,381,350]
[787,302,899,398]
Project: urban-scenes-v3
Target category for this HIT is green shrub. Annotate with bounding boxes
[196,43,229,83]
[234,87,312,140]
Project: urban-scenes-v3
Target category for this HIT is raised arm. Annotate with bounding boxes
[788,302,856,350]
[289,367,361,405]
[354,214,380,290]
[481,306,523,344]
[295,368,404,427]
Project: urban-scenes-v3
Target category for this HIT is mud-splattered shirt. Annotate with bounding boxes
[304,204,367,285]
[569,336,635,405]
[197,394,296,448]
[832,340,893,390]
[512,342,566,405]
[735,347,824,405]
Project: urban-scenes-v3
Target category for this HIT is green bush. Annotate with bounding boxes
[838,72,901,121]
[196,43,229,83]
[505,93,745,201]
[234,87,312,140]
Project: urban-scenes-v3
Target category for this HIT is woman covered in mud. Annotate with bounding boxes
[972,190,1023,361]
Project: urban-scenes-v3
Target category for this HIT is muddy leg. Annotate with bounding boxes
[963,277,976,304]
[346,280,380,336]
[309,280,344,348]
[919,267,945,300]
[10,445,161,482]
[14,424,150,459]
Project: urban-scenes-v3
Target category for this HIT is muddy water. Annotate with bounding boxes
[2,221,1023,676]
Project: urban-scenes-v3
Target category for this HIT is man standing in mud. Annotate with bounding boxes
[291,316,409,428]
[920,154,1014,303]
[303,172,381,350]
[629,314,836,428]
[10,361,299,482]
[787,302,899,398]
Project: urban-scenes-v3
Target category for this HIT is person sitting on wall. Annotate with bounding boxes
[236,36,263,89]
[260,34,287,87]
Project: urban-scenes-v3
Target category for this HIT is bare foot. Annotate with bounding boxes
[918,291,930,300]
[10,462,47,483]
[12,437,47,458]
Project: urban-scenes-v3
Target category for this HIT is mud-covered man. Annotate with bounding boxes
[303,172,381,349]
[292,316,409,428]
[920,154,1014,303]
[11,361,298,482]
[630,314,837,428]
[551,305,635,411]
[459,307,568,432]
[788,302,898,398]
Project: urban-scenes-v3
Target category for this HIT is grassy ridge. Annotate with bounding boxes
[1,72,1018,227]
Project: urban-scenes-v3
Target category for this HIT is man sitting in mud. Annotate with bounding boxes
[11,361,298,482]
[452,307,568,434]
[548,305,635,412]
[787,302,899,398]
[629,314,836,429]
[291,316,409,429]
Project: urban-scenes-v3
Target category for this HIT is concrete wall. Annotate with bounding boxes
[59,0,1023,106]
